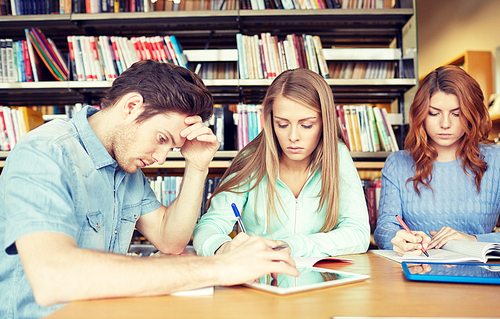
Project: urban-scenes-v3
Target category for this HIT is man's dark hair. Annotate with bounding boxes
[100,60,214,122]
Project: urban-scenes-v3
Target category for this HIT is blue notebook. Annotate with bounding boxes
[402,262,500,285]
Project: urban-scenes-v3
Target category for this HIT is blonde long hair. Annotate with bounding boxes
[208,68,345,232]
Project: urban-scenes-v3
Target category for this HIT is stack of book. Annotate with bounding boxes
[0,29,69,83]
[67,34,188,81]
[0,106,45,151]
[336,104,399,152]
[236,33,329,80]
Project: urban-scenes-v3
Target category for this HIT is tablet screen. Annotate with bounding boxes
[244,267,370,294]
[402,262,500,284]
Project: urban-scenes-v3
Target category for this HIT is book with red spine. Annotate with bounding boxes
[21,40,34,82]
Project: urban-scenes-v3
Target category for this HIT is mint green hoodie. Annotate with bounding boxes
[193,143,370,257]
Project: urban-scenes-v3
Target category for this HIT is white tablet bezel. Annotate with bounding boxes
[243,267,370,295]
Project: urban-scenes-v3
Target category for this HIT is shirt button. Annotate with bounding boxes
[114,229,117,234]
[134,215,137,219]
[96,223,100,228]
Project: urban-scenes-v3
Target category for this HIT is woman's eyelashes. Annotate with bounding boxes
[275,122,314,129]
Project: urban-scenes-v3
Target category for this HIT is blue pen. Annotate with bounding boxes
[231,203,246,233]
[231,203,289,250]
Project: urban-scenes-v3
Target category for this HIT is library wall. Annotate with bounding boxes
[417,0,500,91]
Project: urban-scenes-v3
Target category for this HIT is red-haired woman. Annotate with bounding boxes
[374,65,500,256]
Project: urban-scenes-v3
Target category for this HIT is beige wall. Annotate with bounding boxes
[417,0,500,92]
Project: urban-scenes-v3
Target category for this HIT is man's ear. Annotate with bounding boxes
[121,93,144,121]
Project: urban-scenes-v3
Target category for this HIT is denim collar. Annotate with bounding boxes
[74,106,117,170]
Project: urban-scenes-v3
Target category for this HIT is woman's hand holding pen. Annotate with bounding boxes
[391,230,431,256]
[216,233,291,255]
[427,227,477,249]
[215,232,251,255]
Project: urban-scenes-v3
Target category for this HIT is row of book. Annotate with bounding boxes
[0,29,189,83]
[159,0,238,11]
[210,103,262,151]
[67,34,188,82]
[0,29,69,83]
[0,104,98,151]
[236,33,329,80]
[236,104,262,150]
[0,28,70,82]
[0,106,45,151]
[1,0,153,15]
[242,0,338,10]
[148,175,183,208]
[27,103,89,120]
[1,28,404,83]
[0,0,407,15]
[337,104,399,152]
[328,61,397,79]
[211,103,399,153]
[361,178,381,233]
[148,173,382,233]
[0,39,17,83]
[191,62,238,80]
[147,175,221,222]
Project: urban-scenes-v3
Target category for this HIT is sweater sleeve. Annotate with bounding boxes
[373,152,405,249]
[193,177,250,257]
[282,144,371,257]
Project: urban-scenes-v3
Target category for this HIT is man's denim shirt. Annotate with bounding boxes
[0,106,161,319]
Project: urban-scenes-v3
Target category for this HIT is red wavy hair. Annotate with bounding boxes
[405,65,492,195]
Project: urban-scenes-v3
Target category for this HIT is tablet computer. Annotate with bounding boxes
[402,261,500,285]
[244,267,370,295]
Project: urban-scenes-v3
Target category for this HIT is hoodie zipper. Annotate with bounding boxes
[294,198,299,235]
[279,172,314,236]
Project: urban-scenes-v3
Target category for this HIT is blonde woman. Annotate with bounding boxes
[193,68,370,257]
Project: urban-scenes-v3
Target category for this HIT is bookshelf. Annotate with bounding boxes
[0,6,417,173]
[420,51,493,107]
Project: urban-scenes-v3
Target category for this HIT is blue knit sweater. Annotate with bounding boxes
[374,144,500,249]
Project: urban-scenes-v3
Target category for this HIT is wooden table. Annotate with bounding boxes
[46,252,500,318]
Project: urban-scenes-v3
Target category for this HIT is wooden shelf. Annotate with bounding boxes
[0,78,416,106]
[0,150,390,171]
[421,51,493,103]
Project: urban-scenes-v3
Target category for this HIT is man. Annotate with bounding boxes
[0,60,299,319]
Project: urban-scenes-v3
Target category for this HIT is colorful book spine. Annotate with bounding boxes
[381,108,400,151]
[366,105,381,152]
[373,106,392,152]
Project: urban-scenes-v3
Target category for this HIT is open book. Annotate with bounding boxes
[293,256,354,267]
[371,241,500,263]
